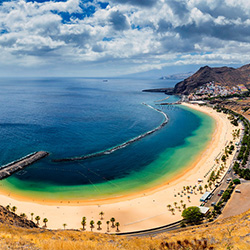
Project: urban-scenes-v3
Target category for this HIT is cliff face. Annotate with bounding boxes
[174,64,250,94]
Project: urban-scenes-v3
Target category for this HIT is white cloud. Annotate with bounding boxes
[0,0,249,76]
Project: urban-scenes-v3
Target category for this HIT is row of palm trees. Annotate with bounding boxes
[183,185,206,194]
[81,215,120,232]
[6,205,48,227]
[6,206,121,231]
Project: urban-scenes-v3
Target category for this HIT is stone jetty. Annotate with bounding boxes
[0,151,49,180]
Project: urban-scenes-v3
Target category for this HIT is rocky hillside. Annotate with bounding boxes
[174,64,250,94]
[0,205,37,229]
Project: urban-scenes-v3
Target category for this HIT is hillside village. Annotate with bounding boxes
[188,82,249,101]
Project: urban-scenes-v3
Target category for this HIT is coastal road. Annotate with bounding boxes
[115,220,182,237]
[206,130,243,207]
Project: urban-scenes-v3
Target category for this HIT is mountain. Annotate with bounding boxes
[173,64,250,94]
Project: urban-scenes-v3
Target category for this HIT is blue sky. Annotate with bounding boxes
[0,0,249,77]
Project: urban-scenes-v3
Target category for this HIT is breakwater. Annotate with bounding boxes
[154,96,170,102]
[52,103,169,162]
[0,151,49,180]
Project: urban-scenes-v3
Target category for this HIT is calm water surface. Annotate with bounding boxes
[0,78,214,200]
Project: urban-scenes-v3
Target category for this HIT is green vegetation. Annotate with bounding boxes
[11,206,17,213]
[99,211,104,220]
[90,220,94,231]
[35,216,40,226]
[233,161,250,180]
[110,217,116,228]
[97,221,102,230]
[215,105,250,180]
[233,178,241,185]
[221,155,226,162]
[182,206,203,224]
[81,217,86,230]
[115,222,120,232]
[20,213,27,219]
[231,119,238,126]
[43,218,48,227]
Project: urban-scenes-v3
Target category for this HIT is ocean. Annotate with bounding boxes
[0,78,214,200]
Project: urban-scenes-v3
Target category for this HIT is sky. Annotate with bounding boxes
[0,0,250,77]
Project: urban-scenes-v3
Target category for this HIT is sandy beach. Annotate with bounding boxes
[0,103,242,232]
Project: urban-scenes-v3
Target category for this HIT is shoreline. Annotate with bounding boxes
[0,103,240,232]
[0,103,212,206]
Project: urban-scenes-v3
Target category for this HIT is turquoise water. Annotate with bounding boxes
[0,78,215,200]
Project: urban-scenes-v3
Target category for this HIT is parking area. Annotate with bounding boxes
[218,182,250,219]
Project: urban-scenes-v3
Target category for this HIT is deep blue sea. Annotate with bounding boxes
[0,78,214,200]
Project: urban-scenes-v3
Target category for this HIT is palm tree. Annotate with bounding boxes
[186,186,190,193]
[6,205,10,211]
[99,211,104,220]
[35,216,40,226]
[115,222,120,232]
[110,217,115,228]
[167,204,171,211]
[174,202,177,208]
[31,213,34,221]
[63,223,67,230]
[180,200,183,205]
[171,208,175,215]
[90,220,94,231]
[204,184,208,191]
[106,221,110,232]
[20,213,27,219]
[81,217,86,230]
[97,220,102,230]
[199,186,203,194]
[11,206,17,213]
[209,182,212,189]
[43,218,48,228]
